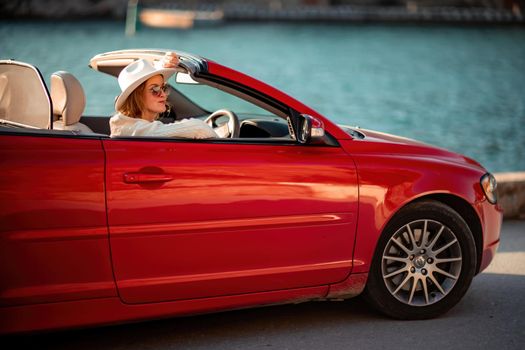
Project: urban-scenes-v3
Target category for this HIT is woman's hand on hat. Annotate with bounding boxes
[162,52,179,68]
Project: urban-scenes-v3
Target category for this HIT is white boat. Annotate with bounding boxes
[139,8,224,29]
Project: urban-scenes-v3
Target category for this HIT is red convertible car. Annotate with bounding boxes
[0,49,502,334]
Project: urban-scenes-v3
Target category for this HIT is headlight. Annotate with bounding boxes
[480,173,498,204]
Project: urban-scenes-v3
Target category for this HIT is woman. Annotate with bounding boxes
[110,53,218,139]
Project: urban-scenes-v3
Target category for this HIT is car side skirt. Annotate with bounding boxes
[0,273,368,334]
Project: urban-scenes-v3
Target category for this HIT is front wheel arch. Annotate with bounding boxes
[415,194,483,274]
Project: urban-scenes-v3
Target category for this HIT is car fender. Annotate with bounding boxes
[339,139,488,274]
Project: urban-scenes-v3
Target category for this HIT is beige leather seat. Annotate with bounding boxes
[50,71,93,133]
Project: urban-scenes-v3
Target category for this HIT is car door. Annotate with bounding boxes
[105,138,358,304]
[0,61,115,307]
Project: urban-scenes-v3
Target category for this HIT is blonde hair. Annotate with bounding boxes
[118,82,146,119]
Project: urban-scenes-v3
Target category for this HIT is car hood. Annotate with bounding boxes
[338,125,485,170]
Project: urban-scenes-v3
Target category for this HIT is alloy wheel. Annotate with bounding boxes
[381,219,462,306]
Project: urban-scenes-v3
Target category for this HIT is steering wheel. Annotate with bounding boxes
[204,109,240,138]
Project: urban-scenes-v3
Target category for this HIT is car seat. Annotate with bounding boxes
[50,71,93,133]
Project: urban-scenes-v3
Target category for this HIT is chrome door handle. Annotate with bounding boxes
[123,172,174,184]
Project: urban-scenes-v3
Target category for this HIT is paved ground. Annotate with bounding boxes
[10,221,525,350]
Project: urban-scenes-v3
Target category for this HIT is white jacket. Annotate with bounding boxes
[110,113,218,139]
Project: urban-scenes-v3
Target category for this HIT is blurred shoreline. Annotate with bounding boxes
[495,172,525,220]
[1,0,523,24]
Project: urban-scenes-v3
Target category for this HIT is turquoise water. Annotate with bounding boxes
[2,21,524,172]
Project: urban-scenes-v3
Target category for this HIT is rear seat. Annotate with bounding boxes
[50,71,94,134]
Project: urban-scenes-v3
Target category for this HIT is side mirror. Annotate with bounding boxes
[297,114,325,144]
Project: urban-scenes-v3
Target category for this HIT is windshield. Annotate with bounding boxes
[174,80,272,116]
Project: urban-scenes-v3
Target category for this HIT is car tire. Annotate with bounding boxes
[364,200,477,319]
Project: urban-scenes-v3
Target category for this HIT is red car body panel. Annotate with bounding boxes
[0,51,502,334]
[338,133,502,274]
[0,137,116,308]
[104,139,358,304]
[1,285,330,334]
[477,198,503,272]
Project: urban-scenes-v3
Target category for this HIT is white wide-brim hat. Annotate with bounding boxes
[115,58,177,110]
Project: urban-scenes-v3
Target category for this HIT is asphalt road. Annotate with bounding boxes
[9,221,525,350]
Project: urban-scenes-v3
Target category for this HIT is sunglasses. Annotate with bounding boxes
[148,84,170,97]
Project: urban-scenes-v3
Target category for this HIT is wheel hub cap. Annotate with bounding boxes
[414,256,426,268]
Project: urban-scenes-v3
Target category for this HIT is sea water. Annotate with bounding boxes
[1,20,524,172]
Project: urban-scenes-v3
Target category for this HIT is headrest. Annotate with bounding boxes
[50,71,86,126]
